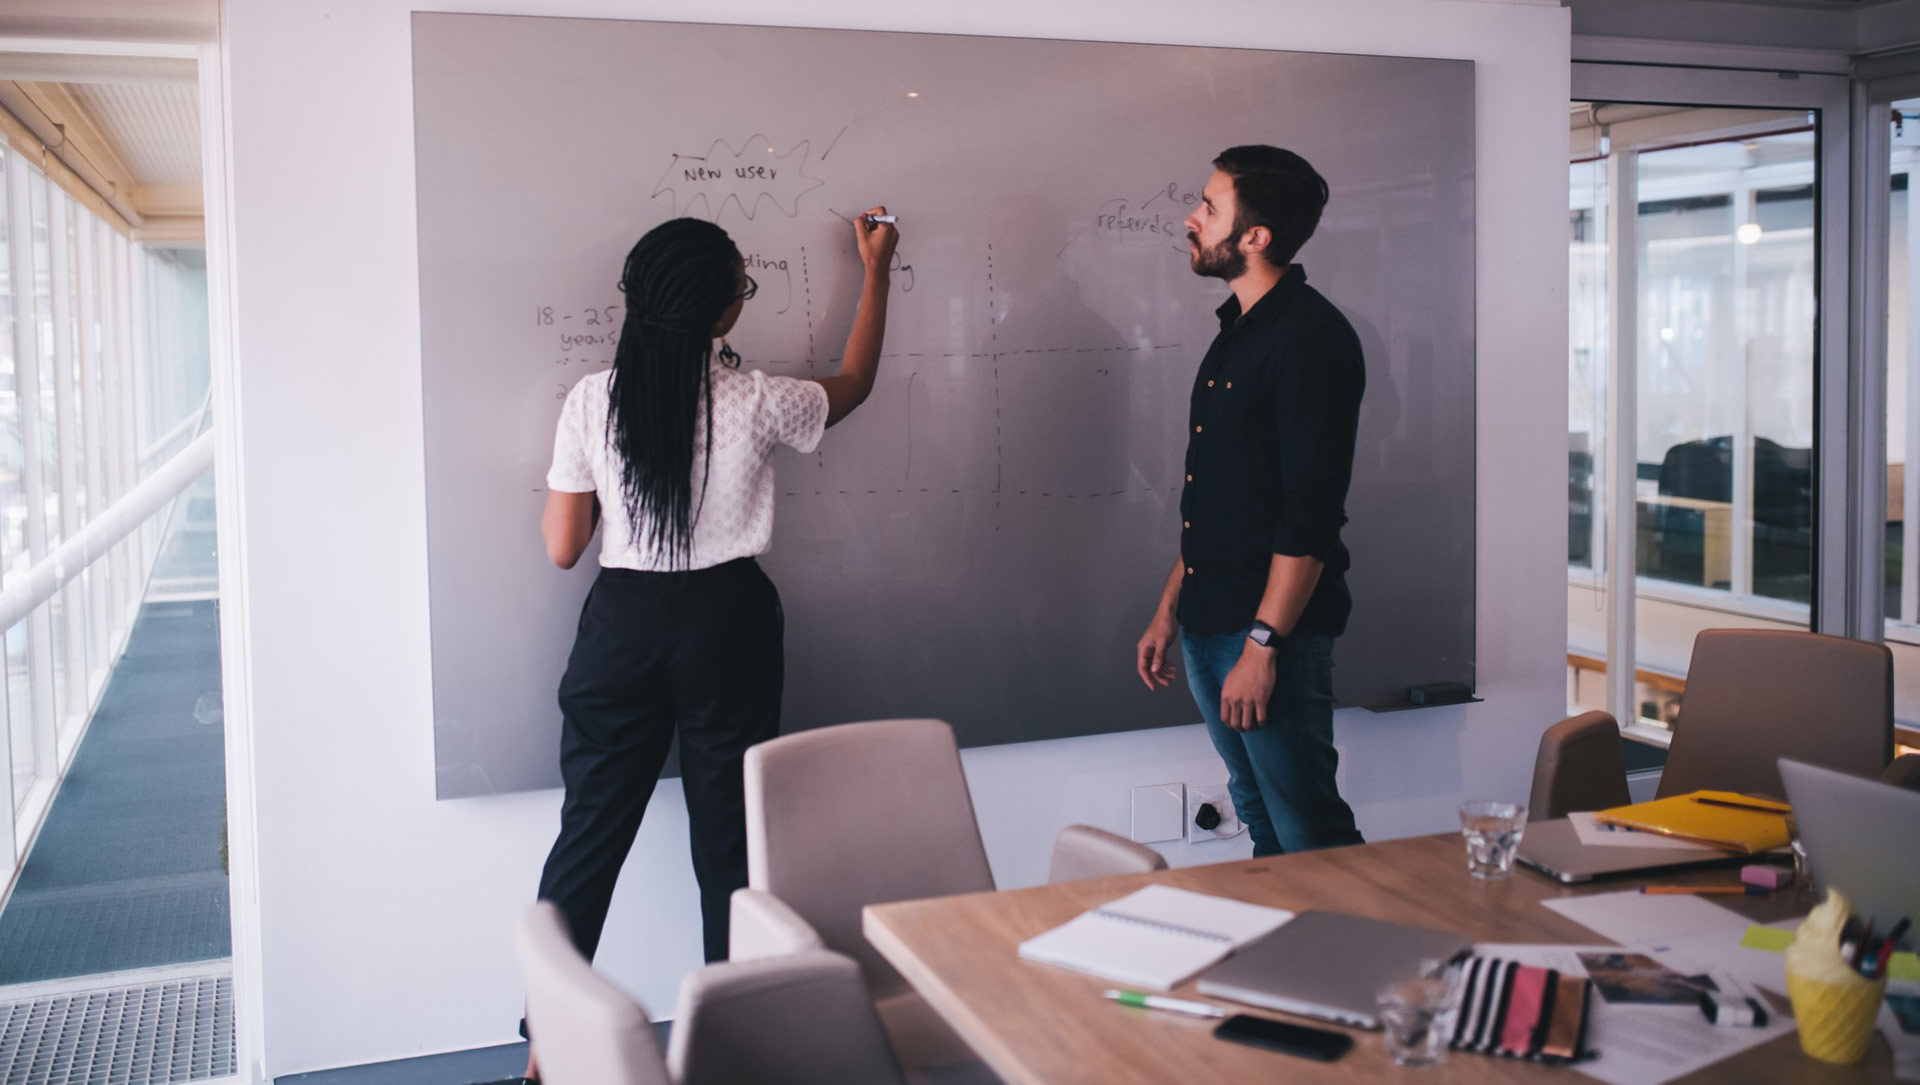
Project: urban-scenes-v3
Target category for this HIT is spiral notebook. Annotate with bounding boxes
[1016,885,1294,991]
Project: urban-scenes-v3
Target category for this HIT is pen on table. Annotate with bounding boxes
[1689,796,1789,815]
[865,214,899,225]
[1641,885,1766,896]
[1103,989,1227,1018]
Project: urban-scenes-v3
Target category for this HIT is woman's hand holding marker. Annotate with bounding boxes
[855,205,898,273]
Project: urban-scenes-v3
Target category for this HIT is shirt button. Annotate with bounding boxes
[1194,425,1202,433]
[1207,380,1214,387]
[1187,567,1195,575]
[1186,474,1193,482]
[1183,521,1190,528]
[1225,381,1232,389]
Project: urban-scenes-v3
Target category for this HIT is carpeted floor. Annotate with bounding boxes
[0,598,228,985]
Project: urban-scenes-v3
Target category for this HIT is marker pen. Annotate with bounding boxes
[1103,989,1227,1018]
[865,214,899,225]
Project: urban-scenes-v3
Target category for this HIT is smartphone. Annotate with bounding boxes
[1213,1014,1353,1062]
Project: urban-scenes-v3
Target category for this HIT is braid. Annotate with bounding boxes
[606,218,739,568]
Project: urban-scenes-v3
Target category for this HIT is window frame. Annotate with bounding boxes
[1570,61,1857,725]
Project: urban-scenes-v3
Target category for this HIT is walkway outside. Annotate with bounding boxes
[0,473,223,983]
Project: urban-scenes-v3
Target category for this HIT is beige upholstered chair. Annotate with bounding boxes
[519,901,669,1085]
[518,902,903,1085]
[738,718,1166,1078]
[1048,823,1170,882]
[1528,709,1631,820]
[668,948,905,1085]
[1656,629,1892,800]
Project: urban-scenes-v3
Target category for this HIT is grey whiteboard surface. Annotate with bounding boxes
[415,14,1475,800]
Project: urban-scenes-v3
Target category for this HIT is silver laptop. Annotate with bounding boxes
[1196,911,1470,1029]
[1779,757,1920,925]
[1516,816,1748,884]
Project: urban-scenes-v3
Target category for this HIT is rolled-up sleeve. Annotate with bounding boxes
[1270,318,1365,561]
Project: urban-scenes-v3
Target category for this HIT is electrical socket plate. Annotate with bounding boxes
[1130,783,1186,844]
[1186,782,1243,844]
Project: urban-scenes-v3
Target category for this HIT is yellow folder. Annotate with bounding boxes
[1592,790,1792,854]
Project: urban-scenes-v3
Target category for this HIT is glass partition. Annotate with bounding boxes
[1884,98,1920,738]
[1568,105,1819,730]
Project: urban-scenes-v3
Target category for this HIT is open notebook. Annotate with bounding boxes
[1016,885,1294,991]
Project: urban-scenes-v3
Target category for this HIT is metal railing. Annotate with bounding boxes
[0,420,215,903]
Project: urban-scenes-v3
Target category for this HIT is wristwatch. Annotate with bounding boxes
[1247,620,1284,650]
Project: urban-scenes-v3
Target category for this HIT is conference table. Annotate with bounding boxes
[864,832,1897,1083]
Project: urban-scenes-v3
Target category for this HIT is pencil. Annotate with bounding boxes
[1640,885,1752,895]
[1690,796,1788,815]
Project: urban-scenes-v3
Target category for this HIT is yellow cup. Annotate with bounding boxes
[1785,966,1887,1065]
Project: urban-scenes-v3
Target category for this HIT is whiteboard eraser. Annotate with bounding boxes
[1407,681,1472,706]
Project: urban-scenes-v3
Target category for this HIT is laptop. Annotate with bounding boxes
[1196,911,1470,1029]
[1779,757,1920,924]
[1516,815,1749,884]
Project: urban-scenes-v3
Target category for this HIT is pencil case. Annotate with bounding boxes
[1449,956,1596,1064]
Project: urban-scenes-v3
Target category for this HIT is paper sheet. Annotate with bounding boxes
[1568,812,1719,851]
[1475,943,1796,1085]
[1883,979,1920,1082]
[1648,923,1797,995]
[1542,890,1753,946]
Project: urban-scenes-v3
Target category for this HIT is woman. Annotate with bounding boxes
[534,209,897,971]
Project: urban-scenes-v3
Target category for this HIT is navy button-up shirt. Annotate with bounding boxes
[1176,266,1366,638]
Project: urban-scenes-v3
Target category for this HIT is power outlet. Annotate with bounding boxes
[1186,782,1243,844]
[1130,783,1187,844]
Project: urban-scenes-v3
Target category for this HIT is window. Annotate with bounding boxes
[1883,97,1920,741]
[1567,87,1836,735]
[0,141,211,826]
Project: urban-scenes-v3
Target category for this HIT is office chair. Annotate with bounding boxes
[1048,823,1170,883]
[1530,630,1894,819]
[517,902,903,1085]
[1882,752,1920,791]
[1528,709,1630,819]
[1656,629,1891,799]
[736,718,1165,1077]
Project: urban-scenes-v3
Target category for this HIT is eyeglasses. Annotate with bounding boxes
[738,275,758,302]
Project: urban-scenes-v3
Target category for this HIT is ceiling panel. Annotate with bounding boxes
[65,80,198,186]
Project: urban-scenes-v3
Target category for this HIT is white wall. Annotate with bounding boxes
[218,0,1571,1076]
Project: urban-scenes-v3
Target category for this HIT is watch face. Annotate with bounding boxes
[1249,626,1273,646]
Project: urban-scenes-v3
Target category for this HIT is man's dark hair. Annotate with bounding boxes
[1212,145,1329,267]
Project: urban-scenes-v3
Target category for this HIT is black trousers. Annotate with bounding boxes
[535,558,783,965]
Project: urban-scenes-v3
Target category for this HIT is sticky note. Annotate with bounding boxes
[1740,926,1795,953]
[1739,925,1920,980]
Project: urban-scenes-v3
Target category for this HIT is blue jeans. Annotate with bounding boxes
[1182,630,1363,856]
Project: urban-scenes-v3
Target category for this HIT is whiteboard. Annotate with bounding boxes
[413,14,1476,799]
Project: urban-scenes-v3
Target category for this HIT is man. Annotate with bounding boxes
[1135,145,1366,856]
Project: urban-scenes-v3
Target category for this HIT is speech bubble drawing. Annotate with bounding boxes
[651,133,827,222]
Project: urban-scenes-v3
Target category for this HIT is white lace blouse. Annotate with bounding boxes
[547,364,828,570]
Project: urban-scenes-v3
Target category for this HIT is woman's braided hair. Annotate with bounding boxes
[607,217,740,567]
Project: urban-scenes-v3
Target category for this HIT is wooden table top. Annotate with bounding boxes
[864,832,1896,1083]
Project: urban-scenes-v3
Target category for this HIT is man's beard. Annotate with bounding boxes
[1188,230,1246,281]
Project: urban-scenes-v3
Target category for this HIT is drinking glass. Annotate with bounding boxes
[1378,972,1459,1067]
[1459,800,1527,880]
